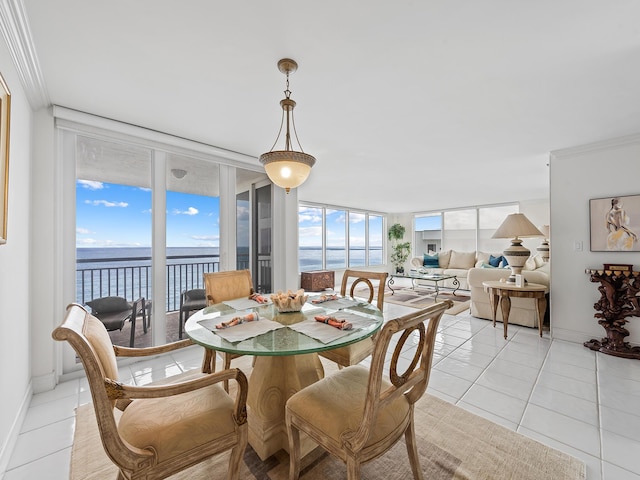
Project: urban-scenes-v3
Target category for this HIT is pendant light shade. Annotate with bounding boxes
[259,58,316,193]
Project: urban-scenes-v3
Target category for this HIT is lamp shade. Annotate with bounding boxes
[539,224,550,239]
[260,150,315,193]
[492,213,545,239]
[492,213,544,283]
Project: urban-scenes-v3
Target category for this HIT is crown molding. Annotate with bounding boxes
[0,0,49,110]
[550,131,640,159]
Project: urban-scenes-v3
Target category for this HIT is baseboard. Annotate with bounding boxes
[32,371,57,395]
[0,381,32,477]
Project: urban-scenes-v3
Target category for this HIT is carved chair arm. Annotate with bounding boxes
[105,367,248,424]
[113,339,193,357]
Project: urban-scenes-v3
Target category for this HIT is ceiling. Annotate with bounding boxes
[19,0,640,213]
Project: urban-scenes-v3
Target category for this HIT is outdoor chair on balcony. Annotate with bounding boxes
[203,270,254,390]
[178,288,207,339]
[52,303,248,480]
[318,269,388,368]
[85,296,145,348]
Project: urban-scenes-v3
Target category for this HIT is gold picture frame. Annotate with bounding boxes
[0,72,10,244]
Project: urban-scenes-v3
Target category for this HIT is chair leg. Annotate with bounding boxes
[223,353,232,392]
[346,457,361,480]
[202,348,217,374]
[129,315,136,348]
[286,414,301,480]
[227,426,248,480]
[404,414,423,480]
[179,310,184,339]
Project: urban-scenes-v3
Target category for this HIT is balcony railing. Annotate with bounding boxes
[76,253,269,312]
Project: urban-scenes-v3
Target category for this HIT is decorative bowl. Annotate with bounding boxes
[270,289,308,312]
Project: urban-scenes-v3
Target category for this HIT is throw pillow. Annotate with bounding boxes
[86,296,130,314]
[523,256,536,271]
[500,257,509,268]
[438,249,451,268]
[488,254,502,267]
[448,250,476,269]
[534,254,545,269]
[423,253,439,267]
[481,263,497,268]
[475,251,490,267]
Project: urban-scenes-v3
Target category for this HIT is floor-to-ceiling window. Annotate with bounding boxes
[298,203,385,272]
[414,203,519,255]
[60,109,269,362]
[75,136,153,348]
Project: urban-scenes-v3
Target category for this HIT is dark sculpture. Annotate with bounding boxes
[585,269,640,359]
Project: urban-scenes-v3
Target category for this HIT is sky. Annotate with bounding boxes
[76,180,220,248]
[298,205,383,249]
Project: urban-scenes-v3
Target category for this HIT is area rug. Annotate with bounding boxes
[71,393,584,480]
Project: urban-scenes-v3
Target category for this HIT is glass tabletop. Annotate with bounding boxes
[393,271,457,281]
[184,299,383,356]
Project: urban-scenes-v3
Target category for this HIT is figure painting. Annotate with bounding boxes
[590,194,640,251]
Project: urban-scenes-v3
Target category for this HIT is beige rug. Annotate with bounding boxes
[71,393,584,479]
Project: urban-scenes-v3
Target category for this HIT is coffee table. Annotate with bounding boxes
[388,271,460,300]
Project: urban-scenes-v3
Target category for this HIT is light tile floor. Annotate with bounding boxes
[4,302,640,479]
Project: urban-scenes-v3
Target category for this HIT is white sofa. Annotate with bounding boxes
[410,250,505,290]
[467,259,550,328]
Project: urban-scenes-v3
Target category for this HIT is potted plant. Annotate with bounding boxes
[388,223,411,274]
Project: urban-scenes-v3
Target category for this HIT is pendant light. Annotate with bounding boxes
[259,58,316,193]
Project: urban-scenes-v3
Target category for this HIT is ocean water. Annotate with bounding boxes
[76,247,383,308]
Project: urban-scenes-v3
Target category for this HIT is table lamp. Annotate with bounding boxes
[492,213,544,283]
[536,225,550,262]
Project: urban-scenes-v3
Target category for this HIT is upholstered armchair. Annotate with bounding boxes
[286,300,451,480]
[52,303,249,480]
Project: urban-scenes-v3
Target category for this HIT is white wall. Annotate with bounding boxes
[550,134,640,346]
[0,42,33,470]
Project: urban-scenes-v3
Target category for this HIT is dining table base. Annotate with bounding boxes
[247,353,325,460]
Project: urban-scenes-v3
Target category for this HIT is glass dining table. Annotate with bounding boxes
[184,296,384,460]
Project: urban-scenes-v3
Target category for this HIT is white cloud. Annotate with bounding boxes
[299,226,322,238]
[77,179,104,190]
[173,207,199,216]
[191,234,219,241]
[85,200,128,208]
[76,227,93,235]
[298,213,322,223]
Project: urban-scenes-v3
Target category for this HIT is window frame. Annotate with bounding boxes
[299,202,386,272]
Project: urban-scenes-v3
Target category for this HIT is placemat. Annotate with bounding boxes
[197,314,284,342]
[287,311,374,344]
[222,296,271,310]
[308,296,364,310]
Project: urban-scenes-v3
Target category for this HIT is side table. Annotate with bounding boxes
[483,281,548,339]
[584,268,640,359]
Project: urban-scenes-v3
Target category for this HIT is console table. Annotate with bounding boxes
[584,268,640,359]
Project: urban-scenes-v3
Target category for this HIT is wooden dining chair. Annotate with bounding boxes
[203,269,255,389]
[318,269,388,368]
[286,300,452,480]
[52,303,249,480]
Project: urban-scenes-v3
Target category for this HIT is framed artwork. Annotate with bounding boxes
[0,72,10,245]
[590,194,640,252]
